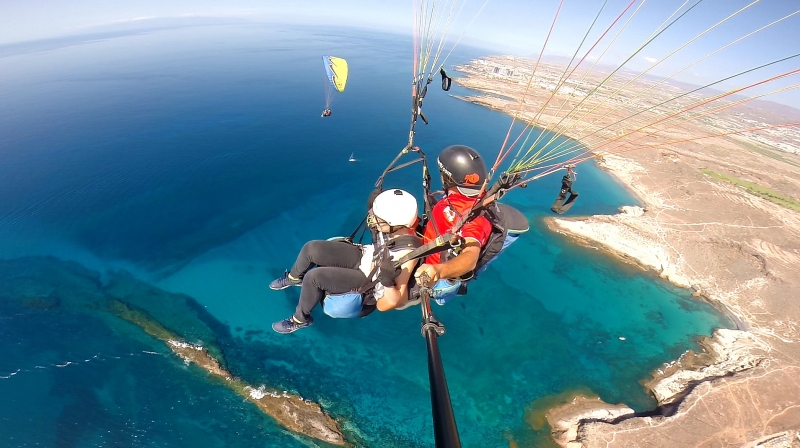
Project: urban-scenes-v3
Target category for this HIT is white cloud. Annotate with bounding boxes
[644,56,658,64]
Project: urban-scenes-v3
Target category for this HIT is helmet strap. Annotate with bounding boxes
[441,173,457,191]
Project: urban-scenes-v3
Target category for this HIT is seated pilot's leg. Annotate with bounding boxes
[272,267,366,334]
[289,240,361,277]
[270,240,361,290]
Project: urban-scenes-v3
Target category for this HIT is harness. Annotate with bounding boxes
[339,94,528,306]
[321,232,422,319]
[459,202,507,280]
[405,202,529,304]
[357,233,423,295]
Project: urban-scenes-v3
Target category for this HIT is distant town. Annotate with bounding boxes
[454,56,799,155]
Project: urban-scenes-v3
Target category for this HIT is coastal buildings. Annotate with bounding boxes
[454,56,800,156]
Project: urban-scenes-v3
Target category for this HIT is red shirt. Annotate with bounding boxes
[423,191,492,264]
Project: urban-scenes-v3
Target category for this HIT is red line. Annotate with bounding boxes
[591,68,800,152]
[493,0,566,171]
[495,0,638,170]
[511,121,800,188]
[611,121,800,154]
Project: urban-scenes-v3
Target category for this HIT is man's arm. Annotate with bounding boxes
[414,241,480,284]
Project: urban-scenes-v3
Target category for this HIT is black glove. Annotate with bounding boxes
[367,189,382,211]
[377,258,401,287]
[499,172,521,188]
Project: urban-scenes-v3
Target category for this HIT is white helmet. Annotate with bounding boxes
[372,189,418,228]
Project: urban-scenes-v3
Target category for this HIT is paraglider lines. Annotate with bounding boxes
[507,0,707,172]
[537,7,800,162]
[494,0,566,174]
[502,0,677,174]
[502,119,800,192]
[439,0,493,68]
[559,121,800,171]
[503,0,639,172]
[509,49,800,175]
[531,0,768,161]
[533,59,800,168]
[591,68,800,152]
[499,0,648,179]
[604,81,800,156]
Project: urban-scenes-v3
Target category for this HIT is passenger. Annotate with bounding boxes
[321,109,332,117]
[269,189,421,334]
[414,145,493,285]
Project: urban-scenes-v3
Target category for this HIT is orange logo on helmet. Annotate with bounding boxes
[463,173,480,185]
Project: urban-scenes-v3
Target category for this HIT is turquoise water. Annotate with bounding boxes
[0,24,732,447]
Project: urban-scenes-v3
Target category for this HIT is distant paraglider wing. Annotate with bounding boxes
[323,56,348,92]
[322,56,348,111]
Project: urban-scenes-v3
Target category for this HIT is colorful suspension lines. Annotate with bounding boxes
[471,0,800,190]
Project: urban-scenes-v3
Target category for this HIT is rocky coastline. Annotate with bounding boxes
[540,151,800,447]
[109,299,346,446]
[450,58,800,447]
[0,258,346,447]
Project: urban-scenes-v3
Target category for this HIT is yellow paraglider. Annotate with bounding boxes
[322,55,348,117]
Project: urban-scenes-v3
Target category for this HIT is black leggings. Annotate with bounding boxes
[288,240,368,321]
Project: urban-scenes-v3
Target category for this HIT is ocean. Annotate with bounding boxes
[0,23,732,447]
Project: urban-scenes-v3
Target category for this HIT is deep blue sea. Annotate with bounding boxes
[0,24,732,447]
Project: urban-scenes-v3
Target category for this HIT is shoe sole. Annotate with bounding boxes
[269,283,302,291]
[273,326,303,334]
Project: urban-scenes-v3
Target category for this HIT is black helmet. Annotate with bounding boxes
[437,145,487,197]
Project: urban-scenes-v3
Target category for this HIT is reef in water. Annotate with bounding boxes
[0,257,345,446]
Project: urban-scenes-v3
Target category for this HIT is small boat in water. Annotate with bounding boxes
[349,153,356,162]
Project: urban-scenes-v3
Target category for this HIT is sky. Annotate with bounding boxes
[1,0,798,108]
